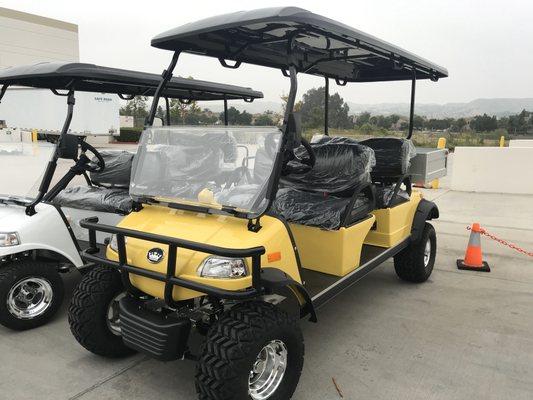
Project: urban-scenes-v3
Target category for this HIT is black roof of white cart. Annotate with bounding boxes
[151,7,448,83]
[0,62,263,101]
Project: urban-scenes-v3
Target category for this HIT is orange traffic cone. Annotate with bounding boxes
[457,223,490,272]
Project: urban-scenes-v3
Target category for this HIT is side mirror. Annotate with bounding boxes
[57,134,79,159]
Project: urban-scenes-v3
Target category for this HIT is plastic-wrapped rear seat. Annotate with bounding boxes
[359,137,416,179]
[272,136,375,230]
[359,138,416,208]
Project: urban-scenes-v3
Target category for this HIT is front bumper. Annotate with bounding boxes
[119,296,191,361]
[79,217,266,305]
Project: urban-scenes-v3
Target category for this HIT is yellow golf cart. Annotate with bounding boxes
[69,7,448,400]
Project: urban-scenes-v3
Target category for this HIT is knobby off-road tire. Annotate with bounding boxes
[68,266,135,358]
[0,261,64,330]
[394,222,436,283]
[196,301,304,400]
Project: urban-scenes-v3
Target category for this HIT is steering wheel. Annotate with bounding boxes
[80,141,105,173]
[283,138,316,175]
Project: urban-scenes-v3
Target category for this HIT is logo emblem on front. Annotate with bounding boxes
[147,248,164,263]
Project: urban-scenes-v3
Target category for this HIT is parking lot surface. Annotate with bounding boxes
[2,145,533,400]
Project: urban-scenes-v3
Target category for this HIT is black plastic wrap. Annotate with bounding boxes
[375,186,410,208]
[54,186,133,214]
[90,151,135,188]
[359,138,416,178]
[281,136,376,194]
[272,188,351,230]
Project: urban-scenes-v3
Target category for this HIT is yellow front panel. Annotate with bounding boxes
[289,215,375,277]
[364,191,422,248]
[106,205,301,300]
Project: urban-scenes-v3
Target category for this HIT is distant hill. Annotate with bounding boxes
[202,100,282,115]
[203,98,533,118]
[347,98,533,118]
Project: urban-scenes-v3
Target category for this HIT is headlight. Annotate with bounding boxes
[108,234,126,252]
[0,232,20,247]
[197,256,247,279]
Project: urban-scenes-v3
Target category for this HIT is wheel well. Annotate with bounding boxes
[411,199,439,243]
[260,267,317,323]
[1,249,72,269]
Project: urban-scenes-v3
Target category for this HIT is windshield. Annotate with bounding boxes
[130,126,282,216]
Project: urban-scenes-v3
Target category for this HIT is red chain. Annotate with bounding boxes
[467,226,533,257]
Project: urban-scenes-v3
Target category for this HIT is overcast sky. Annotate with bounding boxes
[2,0,532,106]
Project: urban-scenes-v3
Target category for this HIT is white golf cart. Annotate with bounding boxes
[0,62,263,330]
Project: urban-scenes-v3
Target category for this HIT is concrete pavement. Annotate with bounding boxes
[1,147,533,399]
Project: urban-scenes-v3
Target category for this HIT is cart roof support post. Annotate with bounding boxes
[26,90,75,216]
[223,95,228,126]
[164,97,171,126]
[324,77,329,135]
[407,69,416,139]
[146,51,180,127]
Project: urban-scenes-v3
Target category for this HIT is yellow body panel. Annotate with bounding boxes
[289,215,375,277]
[364,191,422,248]
[106,205,301,301]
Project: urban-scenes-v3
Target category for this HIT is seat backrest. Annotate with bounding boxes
[359,137,416,180]
[280,136,375,194]
[90,151,135,188]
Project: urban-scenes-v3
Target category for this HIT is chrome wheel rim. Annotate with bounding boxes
[106,292,126,336]
[423,239,432,267]
[7,277,53,319]
[248,340,288,400]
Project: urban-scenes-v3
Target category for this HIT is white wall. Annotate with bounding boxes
[451,147,533,194]
[0,7,79,68]
[0,88,120,136]
[509,140,533,148]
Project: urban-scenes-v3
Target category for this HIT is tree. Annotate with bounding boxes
[299,86,352,130]
[355,112,371,126]
[254,112,274,126]
[120,96,149,126]
[220,107,253,125]
[451,118,467,132]
[470,114,498,132]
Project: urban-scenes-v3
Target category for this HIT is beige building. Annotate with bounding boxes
[0,7,79,69]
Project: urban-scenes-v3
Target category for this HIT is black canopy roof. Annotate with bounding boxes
[0,62,263,101]
[152,7,448,83]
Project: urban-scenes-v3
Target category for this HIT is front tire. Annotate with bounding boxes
[394,222,436,282]
[68,266,135,358]
[196,301,304,400]
[0,261,64,330]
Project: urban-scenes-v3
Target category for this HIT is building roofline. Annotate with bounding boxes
[0,7,78,33]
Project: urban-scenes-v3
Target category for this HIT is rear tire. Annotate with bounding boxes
[195,301,304,400]
[394,222,436,283]
[68,266,135,358]
[0,261,64,330]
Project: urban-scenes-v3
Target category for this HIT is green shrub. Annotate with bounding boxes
[116,127,143,142]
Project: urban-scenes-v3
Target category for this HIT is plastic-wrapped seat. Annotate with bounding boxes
[359,137,416,208]
[272,136,376,230]
[54,151,135,214]
[53,186,133,214]
[90,151,134,188]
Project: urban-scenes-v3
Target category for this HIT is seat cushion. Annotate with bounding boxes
[280,136,375,194]
[271,188,352,230]
[53,186,133,214]
[359,138,416,179]
[90,151,135,188]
